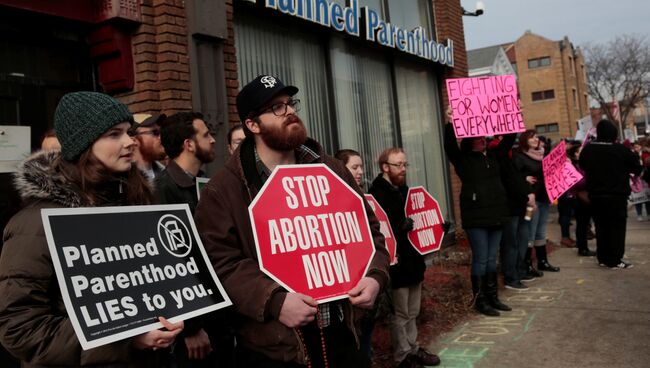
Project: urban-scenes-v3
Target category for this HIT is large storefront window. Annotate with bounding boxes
[395,61,450,217]
[235,13,334,152]
[235,6,451,219]
[330,37,397,187]
[387,0,434,40]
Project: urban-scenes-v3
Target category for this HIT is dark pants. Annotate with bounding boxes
[558,195,574,238]
[591,196,628,266]
[466,226,502,276]
[574,199,592,252]
[501,216,529,283]
[235,320,369,368]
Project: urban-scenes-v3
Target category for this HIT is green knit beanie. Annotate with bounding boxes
[54,91,134,161]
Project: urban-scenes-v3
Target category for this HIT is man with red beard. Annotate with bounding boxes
[130,114,167,182]
[194,75,390,368]
[369,148,441,368]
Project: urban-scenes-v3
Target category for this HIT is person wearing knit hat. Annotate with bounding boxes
[54,91,134,161]
[0,91,185,366]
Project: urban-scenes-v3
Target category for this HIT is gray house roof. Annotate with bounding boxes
[467,45,504,70]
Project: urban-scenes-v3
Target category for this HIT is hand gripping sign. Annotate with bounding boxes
[249,164,376,303]
[404,186,445,254]
[364,194,397,265]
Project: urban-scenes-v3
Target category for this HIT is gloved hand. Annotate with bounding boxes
[442,221,451,234]
[401,217,414,232]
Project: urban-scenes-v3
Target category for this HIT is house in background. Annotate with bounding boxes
[468,31,590,141]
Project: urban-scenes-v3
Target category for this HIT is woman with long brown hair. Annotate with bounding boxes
[513,129,560,279]
[0,92,184,367]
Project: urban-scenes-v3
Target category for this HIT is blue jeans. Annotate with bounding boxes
[466,227,503,276]
[501,216,530,283]
[528,201,550,247]
[635,202,650,217]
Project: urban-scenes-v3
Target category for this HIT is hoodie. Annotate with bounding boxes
[579,120,642,197]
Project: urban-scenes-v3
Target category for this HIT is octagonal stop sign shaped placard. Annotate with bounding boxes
[249,164,376,303]
[364,194,397,265]
[404,186,444,255]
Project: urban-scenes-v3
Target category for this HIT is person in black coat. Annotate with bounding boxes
[512,130,560,276]
[488,136,536,290]
[443,120,511,317]
[369,148,440,368]
[579,120,642,268]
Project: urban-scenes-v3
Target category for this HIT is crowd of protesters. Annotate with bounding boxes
[0,75,648,368]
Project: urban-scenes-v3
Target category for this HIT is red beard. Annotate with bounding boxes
[259,115,308,151]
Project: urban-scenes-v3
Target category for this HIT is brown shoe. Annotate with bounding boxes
[396,355,423,368]
[412,348,441,366]
[560,237,576,247]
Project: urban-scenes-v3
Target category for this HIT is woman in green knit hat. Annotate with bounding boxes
[0,91,184,367]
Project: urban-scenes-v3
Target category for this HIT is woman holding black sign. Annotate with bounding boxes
[0,92,184,366]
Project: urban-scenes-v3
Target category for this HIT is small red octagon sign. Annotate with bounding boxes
[249,164,376,303]
[404,186,444,255]
[364,194,397,265]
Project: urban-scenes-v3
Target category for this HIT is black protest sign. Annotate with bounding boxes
[41,204,231,350]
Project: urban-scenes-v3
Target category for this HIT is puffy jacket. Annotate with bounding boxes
[0,151,167,367]
[512,151,549,203]
[443,124,509,228]
[369,175,425,288]
[194,137,390,364]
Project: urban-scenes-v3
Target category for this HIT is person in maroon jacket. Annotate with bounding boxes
[194,75,390,368]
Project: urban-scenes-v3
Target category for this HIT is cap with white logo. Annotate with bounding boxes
[236,74,299,122]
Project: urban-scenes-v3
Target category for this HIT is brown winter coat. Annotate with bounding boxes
[0,151,167,367]
[194,138,390,364]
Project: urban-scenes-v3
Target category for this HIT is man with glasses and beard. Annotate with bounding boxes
[130,114,167,182]
[194,75,390,368]
[369,148,441,368]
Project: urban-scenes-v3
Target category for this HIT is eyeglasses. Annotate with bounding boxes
[386,162,409,169]
[260,99,301,117]
[132,129,160,137]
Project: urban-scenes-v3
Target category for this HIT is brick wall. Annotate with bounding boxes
[433,0,468,231]
[115,0,192,115]
[224,0,240,127]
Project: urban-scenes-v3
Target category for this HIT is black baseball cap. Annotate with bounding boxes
[236,75,299,122]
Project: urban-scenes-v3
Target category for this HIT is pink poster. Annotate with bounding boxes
[543,141,584,203]
[446,75,525,138]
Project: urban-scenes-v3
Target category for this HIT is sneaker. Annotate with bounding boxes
[505,281,528,290]
[610,261,633,269]
[521,274,536,282]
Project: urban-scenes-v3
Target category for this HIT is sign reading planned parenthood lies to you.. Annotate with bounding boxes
[249,164,376,303]
[542,140,583,203]
[42,205,231,350]
[446,75,524,138]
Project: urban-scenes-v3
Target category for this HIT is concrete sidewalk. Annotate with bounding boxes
[427,210,650,368]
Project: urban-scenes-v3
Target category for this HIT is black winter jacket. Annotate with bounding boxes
[444,124,509,228]
[512,151,549,203]
[491,135,533,217]
[369,175,425,289]
[579,142,642,198]
[154,160,199,214]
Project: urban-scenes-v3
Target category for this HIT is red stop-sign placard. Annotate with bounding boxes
[249,164,376,303]
[364,194,397,265]
[404,186,444,255]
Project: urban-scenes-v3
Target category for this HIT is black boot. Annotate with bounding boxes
[485,273,511,311]
[471,275,499,316]
[525,247,544,278]
[536,245,560,272]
